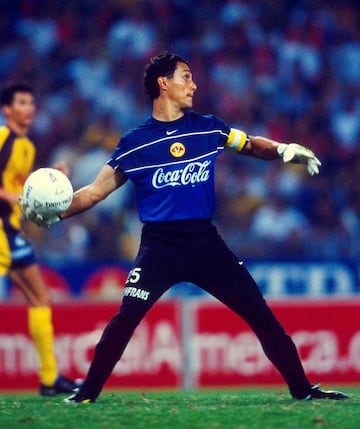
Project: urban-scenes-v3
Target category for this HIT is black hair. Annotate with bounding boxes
[143,52,189,100]
[0,82,34,106]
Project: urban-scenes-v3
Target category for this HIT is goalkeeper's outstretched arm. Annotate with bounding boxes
[22,165,127,227]
[226,130,321,176]
[61,165,128,220]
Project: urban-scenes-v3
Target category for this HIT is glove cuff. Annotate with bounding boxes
[277,143,287,158]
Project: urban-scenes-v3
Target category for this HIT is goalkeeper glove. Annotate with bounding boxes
[277,143,321,176]
[20,198,61,228]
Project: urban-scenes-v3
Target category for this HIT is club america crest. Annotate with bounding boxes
[170,142,185,157]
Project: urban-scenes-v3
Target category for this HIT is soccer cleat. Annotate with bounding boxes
[64,391,96,404]
[304,383,350,400]
[40,375,83,397]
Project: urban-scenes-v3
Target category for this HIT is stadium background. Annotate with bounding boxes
[1,0,360,390]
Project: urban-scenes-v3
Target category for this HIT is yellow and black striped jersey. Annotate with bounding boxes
[0,125,35,229]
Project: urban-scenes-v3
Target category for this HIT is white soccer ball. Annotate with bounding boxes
[22,168,73,217]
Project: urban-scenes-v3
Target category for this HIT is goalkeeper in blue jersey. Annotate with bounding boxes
[22,53,348,403]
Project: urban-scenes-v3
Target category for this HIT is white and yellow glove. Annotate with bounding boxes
[277,143,321,176]
[20,198,61,228]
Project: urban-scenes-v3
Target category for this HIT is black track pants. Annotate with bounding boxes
[81,220,311,399]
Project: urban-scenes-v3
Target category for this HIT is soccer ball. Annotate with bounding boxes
[22,168,73,217]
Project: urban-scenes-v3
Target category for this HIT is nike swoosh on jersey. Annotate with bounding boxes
[166,129,178,135]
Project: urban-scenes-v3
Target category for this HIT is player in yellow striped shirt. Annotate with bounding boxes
[0,82,80,396]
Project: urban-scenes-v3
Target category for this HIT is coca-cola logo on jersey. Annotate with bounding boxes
[152,160,211,189]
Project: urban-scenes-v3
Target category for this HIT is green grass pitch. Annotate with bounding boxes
[1,387,359,429]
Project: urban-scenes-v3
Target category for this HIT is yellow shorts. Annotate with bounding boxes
[0,218,35,275]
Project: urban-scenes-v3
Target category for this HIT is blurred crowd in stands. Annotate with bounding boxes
[1,0,359,265]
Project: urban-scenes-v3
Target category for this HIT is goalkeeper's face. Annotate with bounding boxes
[164,62,197,111]
[5,91,36,130]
